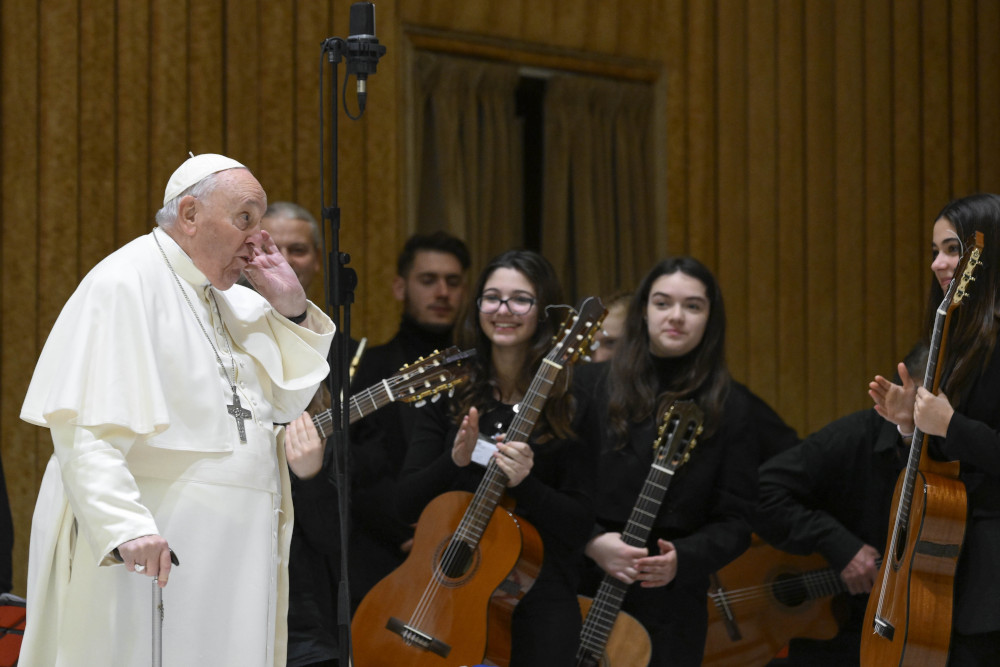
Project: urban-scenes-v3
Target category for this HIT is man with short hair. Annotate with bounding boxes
[20,153,334,666]
[348,230,470,610]
[261,201,323,294]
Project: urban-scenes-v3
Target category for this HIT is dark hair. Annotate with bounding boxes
[397,231,471,277]
[924,193,1000,402]
[453,249,574,440]
[606,256,731,444]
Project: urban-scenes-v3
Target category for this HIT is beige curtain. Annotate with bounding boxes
[540,76,655,303]
[413,52,524,272]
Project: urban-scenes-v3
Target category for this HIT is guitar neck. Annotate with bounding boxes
[579,452,675,655]
[311,383,393,439]
[455,358,565,546]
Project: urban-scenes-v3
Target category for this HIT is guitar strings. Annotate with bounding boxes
[311,363,451,436]
[403,340,561,637]
[707,568,845,611]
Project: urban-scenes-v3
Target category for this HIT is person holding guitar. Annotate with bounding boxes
[388,250,597,665]
[751,343,928,665]
[575,256,759,666]
[869,193,1000,665]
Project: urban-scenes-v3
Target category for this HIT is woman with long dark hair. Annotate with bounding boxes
[575,255,758,666]
[870,193,1000,665]
[395,249,596,665]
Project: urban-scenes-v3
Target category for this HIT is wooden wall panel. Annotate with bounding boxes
[116,1,153,245]
[746,0,779,406]
[774,1,807,430]
[803,0,836,427]
[978,0,1000,189]
[717,0,749,380]
[862,0,896,386]
[5,0,1000,597]
[833,0,866,416]
[892,0,926,357]
[1,0,42,603]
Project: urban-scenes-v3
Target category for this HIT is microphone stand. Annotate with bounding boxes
[319,9,384,664]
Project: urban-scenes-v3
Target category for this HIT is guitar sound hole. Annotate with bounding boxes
[437,540,476,580]
[771,573,808,608]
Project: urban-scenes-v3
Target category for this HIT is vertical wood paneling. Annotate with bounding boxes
[1,0,41,601]
[225,0,260,168]
[922,0,952,221]
[803,0,836,430]
[686,1,716,261]
[746,0,779,406]
[258,1,296,199]
[775,0,807,429]
[149,0,188,194]
[949,0,976,196]
[863,0,897,378]
[978,0,1000,189]
[5,0,1000,597]
[188,2,225,154]
[833,0,866,416]
[116,1,152,243]
[892,0,926,349]
[79,0,118,270]
[663,0,689,254]
[716,0,749,380]
[38,0,80,327]
[295,2,336,310]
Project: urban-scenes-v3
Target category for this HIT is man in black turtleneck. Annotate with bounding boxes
[348,231,470,611]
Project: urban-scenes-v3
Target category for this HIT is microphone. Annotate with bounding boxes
[346,2,387,113]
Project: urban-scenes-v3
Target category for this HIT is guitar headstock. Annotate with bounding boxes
[944,230,985,311]
[652,400,705,472]
[547,296,607,367]
[392,346,477,407]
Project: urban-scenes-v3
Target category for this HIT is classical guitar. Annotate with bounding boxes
[861,232,983,666]
[576,400,704,667]
[703,536,872,666]
[310,346,476,437]
[351,297,607,667]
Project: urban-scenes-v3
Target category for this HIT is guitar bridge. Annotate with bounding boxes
[873,616,895,641]
[386,617,451,658]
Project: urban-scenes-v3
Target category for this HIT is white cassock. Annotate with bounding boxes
[19,229,334,666]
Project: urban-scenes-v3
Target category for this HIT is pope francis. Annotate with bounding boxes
[19,153,335,665]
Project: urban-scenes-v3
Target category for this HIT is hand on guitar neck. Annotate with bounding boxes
[452,406,535,487]
[586,532,679,588]
[913,387,955,437]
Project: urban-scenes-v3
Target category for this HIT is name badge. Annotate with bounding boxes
[471,435,498,467]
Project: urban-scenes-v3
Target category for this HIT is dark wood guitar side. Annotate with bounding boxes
[861,233,982,666]
[351,298,606,667]
[702,536,845,667]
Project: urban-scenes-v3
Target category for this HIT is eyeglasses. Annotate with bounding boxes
[476,294,536,315]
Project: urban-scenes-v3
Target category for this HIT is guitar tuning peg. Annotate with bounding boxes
[430,393,442,403]
[414,399,427,408]
[448,387,456,397]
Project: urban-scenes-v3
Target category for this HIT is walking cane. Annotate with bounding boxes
[152,549,179,667]
[153,579,163,667]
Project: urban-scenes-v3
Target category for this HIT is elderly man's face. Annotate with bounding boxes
[189,169,267,289]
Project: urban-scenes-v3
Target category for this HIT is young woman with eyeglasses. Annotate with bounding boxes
[394,249,597,665]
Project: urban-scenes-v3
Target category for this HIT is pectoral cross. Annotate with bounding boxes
[227,391,252,443]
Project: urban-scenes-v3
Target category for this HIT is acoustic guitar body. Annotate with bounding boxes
[575,596,652,667]
[351,490,542,667]
[861,470,966,667]
[702,537,840,667]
